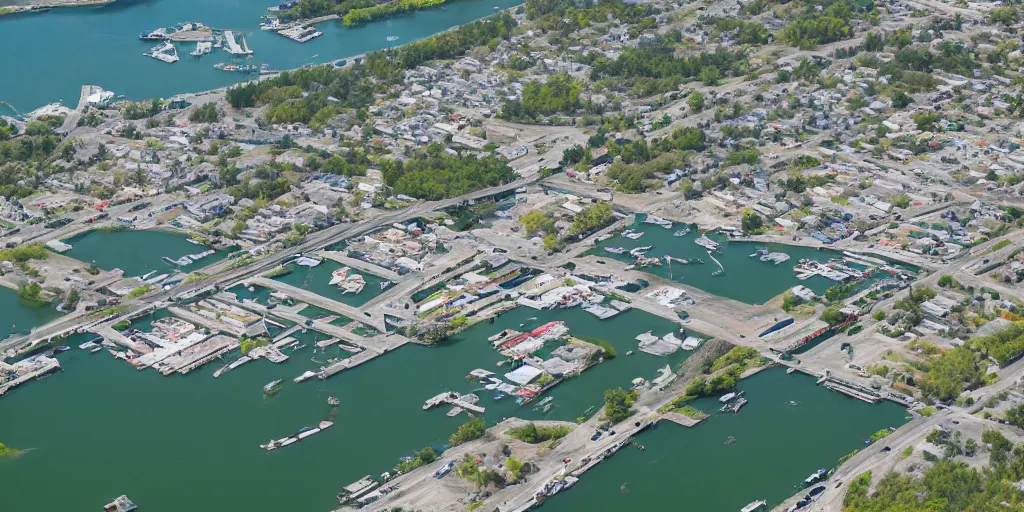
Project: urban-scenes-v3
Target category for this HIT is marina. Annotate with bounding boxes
[61,229,228,277]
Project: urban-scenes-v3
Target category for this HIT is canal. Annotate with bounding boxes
[0,302,906,512]
[60,228,228,277]
[0,0,523,114]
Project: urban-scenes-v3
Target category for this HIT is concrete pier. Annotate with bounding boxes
[249,277,386,332]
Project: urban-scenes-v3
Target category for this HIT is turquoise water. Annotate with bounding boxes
[592,218,865,304]
[61,229,227,277]
[0,0,522,113]
[272,260,391,307]
[0,286,62,340]
[0,305,697,511]
[543,367,909,511]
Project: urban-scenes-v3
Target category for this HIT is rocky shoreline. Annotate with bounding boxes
[0,0,114,16]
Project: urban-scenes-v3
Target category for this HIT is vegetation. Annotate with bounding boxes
[449,417,486,446]
[507,423,572,443]
[343,0,446,26]
[937,274,958,288]
[685,367,742,398]
[239,336,271,355]
[843,432,1024,511]
[781,0,857,49]
[603,387,639,423]
[710,346,763,373]
[457,453,501,489]
[578,336,616,359]
[970,322,1024,367]
[502,73,584,121]
[17,282,45,305]
[590,42,748,96]
[568,202,614,237]
[189,103,221,123]
[0,244,49,263]
[740,209,764,234]
[918,346,984,402]
[0,442,22,458]
[394,446,438,473]
[380,151,516,201]
[126,285,154,299]
[820,307,847,326]
[504,456,525,482]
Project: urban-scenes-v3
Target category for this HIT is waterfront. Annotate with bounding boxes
[0,0,523,115]
[590,217,908,305]
[0,304,690,511]
[542,367,909,511]
[272,260,391,308]
[61,229,227,277]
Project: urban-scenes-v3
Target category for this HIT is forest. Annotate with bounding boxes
[379,150,517,201]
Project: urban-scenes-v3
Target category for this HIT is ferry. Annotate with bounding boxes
[741,499,767,512]
[433,459,456,478]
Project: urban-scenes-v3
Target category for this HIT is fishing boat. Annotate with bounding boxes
[263,379,283,395]
[604,246,627,254]
[741,499,767,512]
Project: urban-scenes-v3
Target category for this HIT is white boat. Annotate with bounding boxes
[605,247,627,254]
[190,41,213,57]
[260,17,281,30]
[674,227,691,237]
[386,35,399,41]
[719,392,737,403]
[143,41,179,63]
[623,230,644,240]
[741,500,767,512]
[329,267,366,294]
[643,215,673,228]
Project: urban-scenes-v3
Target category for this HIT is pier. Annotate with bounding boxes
[248,277,387,332]
[422,391,486,414]
[222,31,253,55]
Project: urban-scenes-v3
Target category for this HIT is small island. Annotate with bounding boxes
[0,0,114,16]
[0,442,24,458]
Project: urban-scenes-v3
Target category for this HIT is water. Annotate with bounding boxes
[0,0,523,113]
[592,217,865,305]
[0,286,62,340]
[61,229,228,277]
[0,303,694,511]
[272,260,391,307]
[542,367,909,511]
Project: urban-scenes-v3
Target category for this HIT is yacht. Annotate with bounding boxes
[804,467,829,486]
[604,246,627,254]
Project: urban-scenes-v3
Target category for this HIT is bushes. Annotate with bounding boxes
[382,152,517,201]
[239,336,270,355]
[507,423,572,443]
[970,322,1024,367]
[578,336,616,358]
[449,417,486,446]
[710,346,761,373]
[394,446,438,473]
[501,73,584,121]
[603,387,639,423]
[918,346,984,401]
[723,149,761,167]
[189,103,221,123]
[343,0,446,26]
[0,244,49,263]
[568,202,614,237]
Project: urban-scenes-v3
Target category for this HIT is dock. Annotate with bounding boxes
[260,420,333,451]
[821,375,881,403]
[223,30,253,55]
[0,356,61,397]
[422,391,486,414]
[660,411,705,428]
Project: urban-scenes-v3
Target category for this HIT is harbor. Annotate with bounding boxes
[0,0,526,115]
[60,229,229,277]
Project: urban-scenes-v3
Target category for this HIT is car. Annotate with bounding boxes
[590,433,602,441]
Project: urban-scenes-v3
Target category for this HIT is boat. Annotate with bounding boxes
[386,35,399,41]
[538,396,554,406]
[604,247,627,254]
[719,392,737,403]
[749,247,769,258]
[629,245,653,257]
[143,41,179,64]
[90,346,103,354]
[741,499,767,512]
[190,41,213,57]
[260,17,281,30]
[104,495,137,512]
[804,467,829,486]
[643,215,673,228]
[446,406,463,417]
[542,403,554,413]
[721,397,748,414]
[329,267,366,294]
[493,393,505,401]
[79,340,99,350]
[433,459,456,478]
[263,379,283,395]
[328,396,340,406]
[622,230,644,240]
[53,345,71,353]
[673,227,691,237]
[723,435,737,445]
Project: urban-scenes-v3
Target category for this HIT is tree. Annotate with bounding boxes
[700,66,721,86]
[231,220,246,236]
[505,456,525,482]
[449,315,469,331]
[820,307,846,326]
[688,91,705,112]
[449,417,486,446]
[520,210,555,237]
[17,281,44,304]
[603,387,638,423]
[740,209,763,234]
[892,90,914,109]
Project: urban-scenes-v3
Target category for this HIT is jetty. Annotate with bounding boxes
[422,391,486,414]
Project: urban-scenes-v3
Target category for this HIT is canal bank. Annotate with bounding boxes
[0,286,63,341]
[0,0,524,114]
[60,228,227,277]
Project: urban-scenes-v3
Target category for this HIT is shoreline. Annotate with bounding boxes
[0,0,113,16]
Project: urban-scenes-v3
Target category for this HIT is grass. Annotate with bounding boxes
[919,406,937,417]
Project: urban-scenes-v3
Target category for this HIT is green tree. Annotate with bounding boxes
[603,387,638,423]
[740,209,763,234]
[504,456,525,481]
[820,307,846,326]
[688,91,705,112]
